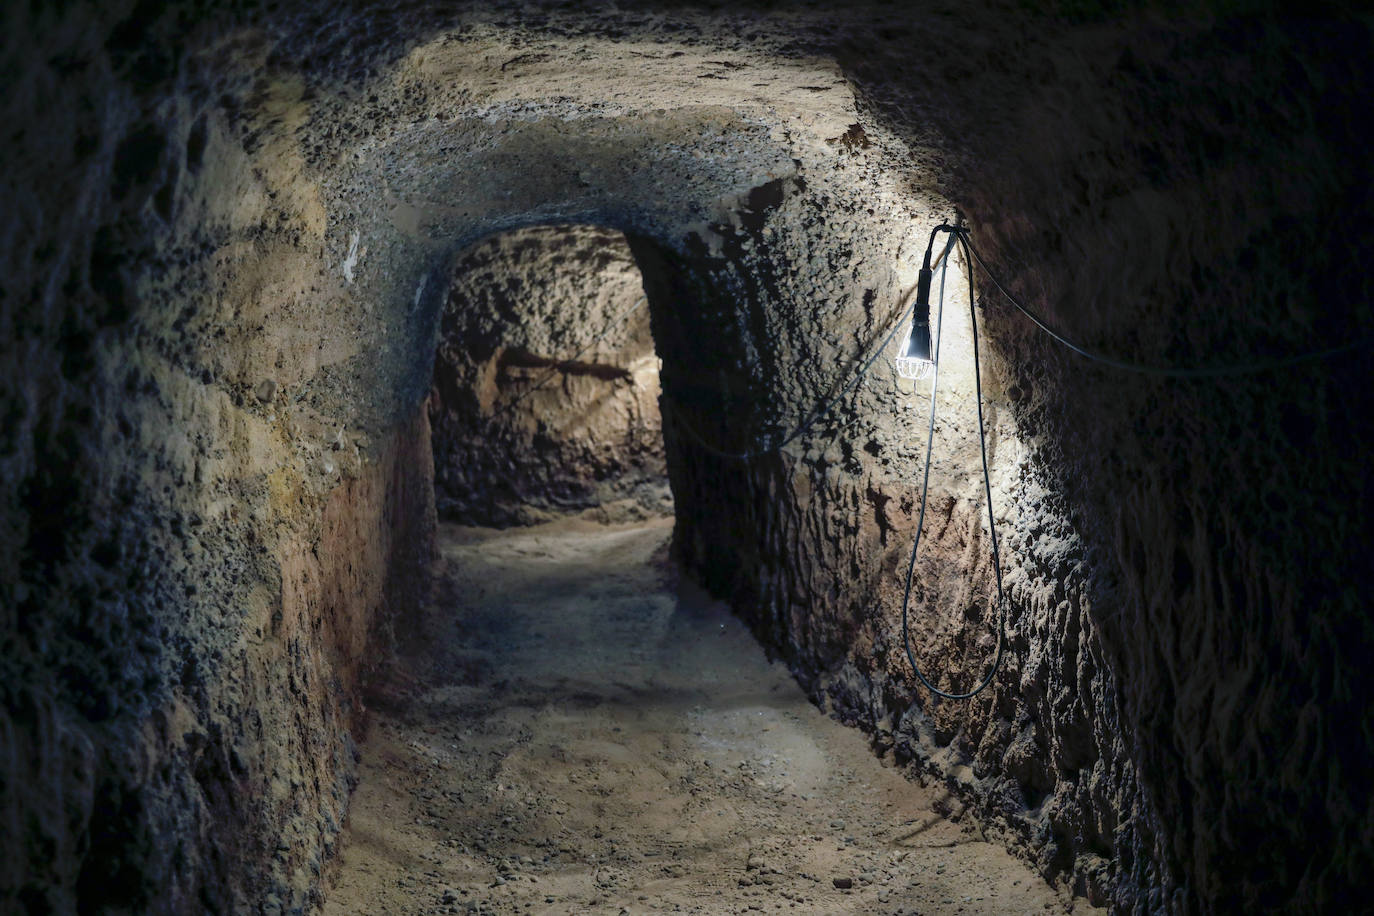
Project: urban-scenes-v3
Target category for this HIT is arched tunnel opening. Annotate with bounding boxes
[429,224,670,528]
[347,216,1028,912]
[3,4,1373,915]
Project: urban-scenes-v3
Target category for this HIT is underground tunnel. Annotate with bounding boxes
[2,2,1372,914]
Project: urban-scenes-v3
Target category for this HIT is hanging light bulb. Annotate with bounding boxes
[895,256,935,381]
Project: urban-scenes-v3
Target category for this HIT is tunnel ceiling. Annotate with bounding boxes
[291,23,949,439]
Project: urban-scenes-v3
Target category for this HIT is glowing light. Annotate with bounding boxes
[895,263,935,381]
[896,325,934,380]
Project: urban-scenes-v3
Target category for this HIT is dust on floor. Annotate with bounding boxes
[321,518,1089,915]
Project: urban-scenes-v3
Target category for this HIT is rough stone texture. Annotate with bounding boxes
[0,4,438,910]
[429,224,668,526]
[1,2,1370,914]
[935,21,1374,910]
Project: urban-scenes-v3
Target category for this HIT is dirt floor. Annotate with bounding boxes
[321,518,1092,915]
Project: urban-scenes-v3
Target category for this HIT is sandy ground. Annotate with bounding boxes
[322,518,1088,915]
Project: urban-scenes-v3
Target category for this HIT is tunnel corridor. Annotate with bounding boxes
[330,219,1045,912]
[428,224,669,528]
[3,3,1373,914]
[322,518,1069,915]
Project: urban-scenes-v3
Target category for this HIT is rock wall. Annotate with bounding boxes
[624,8,1374,912]
[429,225,668,526]
[932,19,1374,911]
[0,3,437,910]
[812,11,1374,912]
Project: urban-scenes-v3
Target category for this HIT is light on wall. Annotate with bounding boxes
[899,224,1008,701]
[894,251,935,381]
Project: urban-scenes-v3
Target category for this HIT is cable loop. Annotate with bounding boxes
[900,229,1006,700]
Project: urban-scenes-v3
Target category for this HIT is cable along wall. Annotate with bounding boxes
[644,201,1126,904]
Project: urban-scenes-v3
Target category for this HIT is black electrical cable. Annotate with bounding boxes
[779,236,964,460]
[486,294,648,424]
[665,244,955,461]
[957,230,1369,377]
[672,221,1368,462]
[666,313,908,460]
[660,219,1367,702]
[900,227,1006,700]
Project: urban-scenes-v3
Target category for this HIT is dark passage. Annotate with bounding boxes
[428,225,670,528]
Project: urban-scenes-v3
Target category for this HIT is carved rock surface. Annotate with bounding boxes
[0,3,1369,914]
[429,225,668,526]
